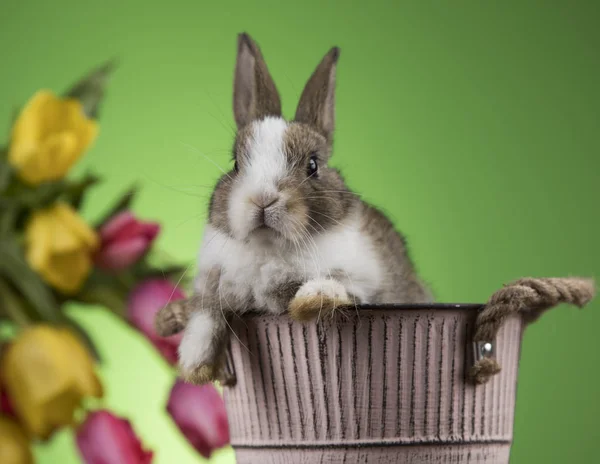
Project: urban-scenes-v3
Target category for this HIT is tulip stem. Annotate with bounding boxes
[0,279,31,328]
[116,273,135,292]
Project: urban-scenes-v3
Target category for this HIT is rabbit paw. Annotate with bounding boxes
[181,363,222,385]
[155,299,190,337]
[178,312,228,385]
[180,356,236,386]
[288,278,351,322]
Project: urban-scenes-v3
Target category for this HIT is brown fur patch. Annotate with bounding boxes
[208,172,235,235]
[359,203,432,303]
[279,122,358,234]
[154,299,188,337]
[266,280,304,311]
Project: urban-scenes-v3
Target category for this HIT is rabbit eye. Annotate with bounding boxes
[234,160,239,172]
[307,155,318,177]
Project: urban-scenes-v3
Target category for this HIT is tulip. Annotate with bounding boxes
[8,90,98,185]
[167,380,230,459]
[1,385,16,419]
[127,279,185,364]
[0,416,34,464]
[76,410,153,464]
[25,202,99,294]
[0,325,103,440]
[95,211,160,271]
[0,344,16,419]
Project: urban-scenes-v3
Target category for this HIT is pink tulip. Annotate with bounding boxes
[167,380,230,459]
[127,279,185,364]
[76,410,153,464]
[95,211,160,271]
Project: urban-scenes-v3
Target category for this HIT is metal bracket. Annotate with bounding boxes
[473,340,496,362]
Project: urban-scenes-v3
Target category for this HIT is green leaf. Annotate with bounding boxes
[64,59,117,119]
[0,238,62,323]
[0,278,32,328]
[2,174,100,212]
[78,285,126,318]
[95,184,139,227]
[0,203,17,238]
[76,267,128,317]
[135,263,191,283]
[3,178,66,209]
[63,172,102,209]
[0,153,11,194]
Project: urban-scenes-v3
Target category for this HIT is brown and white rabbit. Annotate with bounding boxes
[155,32,432,385]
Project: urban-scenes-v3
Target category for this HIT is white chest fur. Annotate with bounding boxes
[194,214,382,313]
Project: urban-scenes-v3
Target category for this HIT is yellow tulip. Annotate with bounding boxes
[0,417,34,464]
[25,202,99,294]
[8,90,98,185]
[0,325,103,440]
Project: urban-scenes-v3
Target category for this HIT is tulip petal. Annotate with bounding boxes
[59,329,103,399]
[25,210,52,271]
[167,380,230,458]
[41,131,79,182]
[127,280,184,364]
[8,90,98,185]
[108,219,160,245]
[99,211,137,242]
[95,237,148,271]
[76,410,153,464]
[6,142,44,184]
[24,203,98,294]
[63,98,99,155]
[127,280,185,337]
[49,212,87,254]
[44,250,93,295]
[0,386,16,418]
[140,222,160,241]
[0,417,35,464]
[53,203,99,250]
[96,212,160,271]
[9,90,56,148]
[0,326,102,440]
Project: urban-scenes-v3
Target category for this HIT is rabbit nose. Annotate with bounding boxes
[251,193,279,210]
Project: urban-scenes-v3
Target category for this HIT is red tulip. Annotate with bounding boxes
[167,380,230,459]
[127,279,185,364]
[0,345,15,419]
[76,410,153,464]
[0,385,15,419]
[95,211,160,271]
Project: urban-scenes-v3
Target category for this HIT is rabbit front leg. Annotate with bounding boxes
[177,306,232,385]
[256,263,360,321]
[155,268,240,385]
[155,293,233,385]
[288,270,362,322]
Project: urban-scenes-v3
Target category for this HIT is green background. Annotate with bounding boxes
[1,1,599,462]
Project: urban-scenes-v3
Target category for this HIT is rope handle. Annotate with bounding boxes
[470,277,596,385]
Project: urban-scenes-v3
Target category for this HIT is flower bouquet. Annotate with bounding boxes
[0,63,229,462]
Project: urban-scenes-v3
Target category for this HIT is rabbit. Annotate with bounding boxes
[155,32,432,385]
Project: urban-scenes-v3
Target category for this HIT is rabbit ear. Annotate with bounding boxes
[233,33,282,129]
[294,47,340,144]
